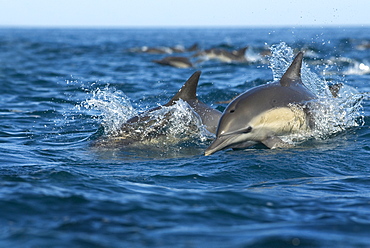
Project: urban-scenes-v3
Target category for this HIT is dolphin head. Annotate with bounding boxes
[205,83,285,155]
[205,52,316,156]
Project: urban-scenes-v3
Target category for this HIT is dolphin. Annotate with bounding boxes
[153,56,194,68]
[205,52,317,156]
[195,46,249,63]
[169,43,199,53]
[123,71,221,135]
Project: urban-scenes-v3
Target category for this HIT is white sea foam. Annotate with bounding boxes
[344,61,370,75]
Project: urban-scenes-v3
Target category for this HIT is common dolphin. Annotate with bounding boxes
[205,52,317,156]
[153,56,194,68]
[195,46,249,63]
[124,71,222,135]
[169,43,199,53]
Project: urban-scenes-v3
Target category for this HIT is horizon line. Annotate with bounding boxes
[0,24,369,29]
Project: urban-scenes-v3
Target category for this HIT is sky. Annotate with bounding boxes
[0,0,369,28]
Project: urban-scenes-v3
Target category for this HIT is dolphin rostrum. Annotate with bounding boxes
[205,52,317,156]
[124,71,222,135]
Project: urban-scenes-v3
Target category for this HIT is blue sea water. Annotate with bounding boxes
[1,27,370,247]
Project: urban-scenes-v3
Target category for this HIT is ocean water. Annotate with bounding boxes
[1,27,370,247]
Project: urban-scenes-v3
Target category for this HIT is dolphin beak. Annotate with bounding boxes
[204,135,234,156]
[205,132,258,156]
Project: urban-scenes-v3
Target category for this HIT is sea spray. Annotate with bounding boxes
[269,42,365,144]
[269,42,332,98]
[80,86,212,147]
[81,86,137,135]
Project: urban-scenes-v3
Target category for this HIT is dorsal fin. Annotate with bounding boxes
[165,71,201,106]
[280,52,303,87]
[187,43,199,52]
[237,46,248,56]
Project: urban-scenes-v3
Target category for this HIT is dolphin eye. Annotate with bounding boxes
[242,126,252,133]
[229,109,235,113]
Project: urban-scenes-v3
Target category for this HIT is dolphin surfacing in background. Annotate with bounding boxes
[205,52,317,156]
[153,56,194,68]
[195,46,249,63]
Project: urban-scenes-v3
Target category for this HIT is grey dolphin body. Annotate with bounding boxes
[205,52,317,156]
[196,47,249,63]
[153,56,194,68]
[124,71,222,135]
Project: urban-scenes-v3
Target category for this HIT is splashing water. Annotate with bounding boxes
[113,99,211,144]
[269,42,332,98]
[269,42,365,144]
[80,86,211,147]
[81,86,137,135]
[308,85,366,137]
